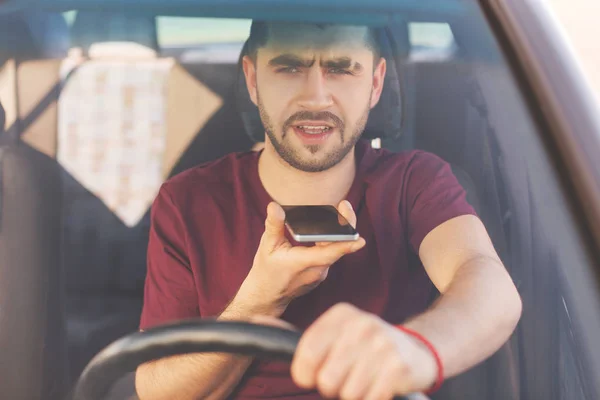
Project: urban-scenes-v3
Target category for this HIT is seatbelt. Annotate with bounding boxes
[14,59,82,142]
[3,59,21,144]
[0,58,80,231]
[0,67,11,230]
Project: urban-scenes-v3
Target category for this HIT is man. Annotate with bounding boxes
[135,21,522,400]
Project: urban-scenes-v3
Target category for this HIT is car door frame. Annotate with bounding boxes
[480,0,600,398]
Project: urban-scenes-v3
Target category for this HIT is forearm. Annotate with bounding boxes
[136,351,252,400]
[135,304,258,400]
[404,256,522,378]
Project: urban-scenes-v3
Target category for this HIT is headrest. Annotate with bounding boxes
[235,25,406,142]
[0,11,69,62]
[21,11,70,58]
[88,42,158,59]
[71,11,158,54]
[0,13,41,63]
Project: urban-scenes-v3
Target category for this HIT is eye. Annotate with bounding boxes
[277,67,301,74]
[328,68,353,75]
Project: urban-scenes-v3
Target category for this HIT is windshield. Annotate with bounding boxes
[0,2,597,400]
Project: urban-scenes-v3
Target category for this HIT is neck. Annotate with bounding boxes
[258,140,357,206]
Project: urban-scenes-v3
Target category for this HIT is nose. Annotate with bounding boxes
[297,67,333,110]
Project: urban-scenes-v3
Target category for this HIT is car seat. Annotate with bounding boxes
[0,97,69,400]
[58,11,237,390]
[0,13,71,400]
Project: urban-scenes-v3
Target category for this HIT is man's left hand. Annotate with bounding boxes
[289,303,438,400]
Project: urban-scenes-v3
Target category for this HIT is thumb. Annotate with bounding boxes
[262,202,286,248]
[337,200,357,229]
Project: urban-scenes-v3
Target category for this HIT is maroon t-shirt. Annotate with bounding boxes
[140,139,475,399]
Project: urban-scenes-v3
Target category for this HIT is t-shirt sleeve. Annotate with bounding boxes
[139,184,200,330]
[405,151,477,254]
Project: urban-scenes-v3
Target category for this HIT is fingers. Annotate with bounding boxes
[292,304,421,400]
[340,339,390,400]
[337,200,357,229]
[318,200,358,247]
[291,237,366,267]
[291,303,362,388]
[363,356,409,400]
[262,202,286,250]
[314,322,380,398]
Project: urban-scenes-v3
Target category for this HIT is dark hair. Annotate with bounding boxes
[246,21,382,65]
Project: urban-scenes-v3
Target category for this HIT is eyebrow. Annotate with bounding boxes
[268,54,364,72]
[268,54,315,68]
[321,57,364,72]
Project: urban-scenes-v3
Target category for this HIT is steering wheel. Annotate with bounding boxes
[72,319,422,400]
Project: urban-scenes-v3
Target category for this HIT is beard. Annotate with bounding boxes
[257,93,371,173]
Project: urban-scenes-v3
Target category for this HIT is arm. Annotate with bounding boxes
[135,301,256,400]
[287,155,521,397]
[135,186,255,400]
[287,215,521,398]
[136,201,365,400]
[403,153,521,378]
[404,214,522,378]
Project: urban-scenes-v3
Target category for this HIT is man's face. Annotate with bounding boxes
[243,23,386,172]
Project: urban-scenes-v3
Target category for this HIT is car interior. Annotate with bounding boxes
[0,6,594,400]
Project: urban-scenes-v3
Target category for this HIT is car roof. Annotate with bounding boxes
[0,0,468,23]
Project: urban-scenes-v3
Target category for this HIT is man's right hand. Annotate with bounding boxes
[231,201,366,318]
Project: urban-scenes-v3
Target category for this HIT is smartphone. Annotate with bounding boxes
[282,205,360,242]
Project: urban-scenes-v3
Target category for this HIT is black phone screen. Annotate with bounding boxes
[282,205,358,241]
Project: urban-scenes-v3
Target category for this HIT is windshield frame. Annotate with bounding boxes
[480,0,600,398]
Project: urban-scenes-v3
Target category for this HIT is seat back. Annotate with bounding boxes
[0,138,68,400]
[410,58,517,400]
[57,12,225,380]
[0,14,69,400]
[59,44,223,292]
[58,44,175,229]
[413,60,509,259]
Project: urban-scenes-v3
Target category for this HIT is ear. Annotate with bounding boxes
[242,55,259,106]
[369,57,387,109]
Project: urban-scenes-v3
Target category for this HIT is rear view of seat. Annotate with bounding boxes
[59,11,226,380]
[413,60,509,265]
[410,59,517,400]
[2,10,247,392]
[59,40,173,379]
[0,13,69,400]
[0,104,69,400]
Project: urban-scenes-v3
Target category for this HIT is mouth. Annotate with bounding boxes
[291,122,335,144]
[293,122,334,135]
[292,125,335,145]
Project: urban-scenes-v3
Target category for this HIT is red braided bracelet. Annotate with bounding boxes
[396,325,444,394]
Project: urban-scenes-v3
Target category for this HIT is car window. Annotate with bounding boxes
[408,22,455,54]
[157,17,251,62]
[157,17,251,48]
[547,0,600,111]
[63,10,76,26]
